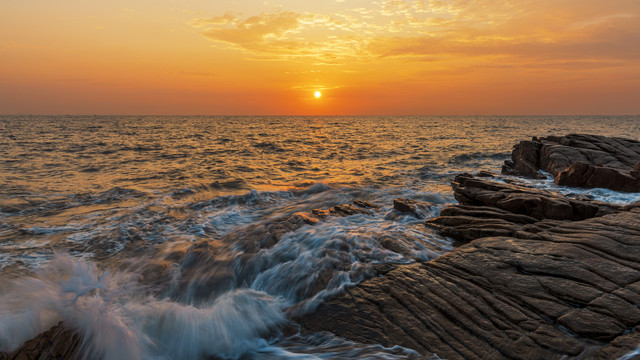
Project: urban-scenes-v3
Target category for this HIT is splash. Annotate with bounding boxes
[0,254,287,359]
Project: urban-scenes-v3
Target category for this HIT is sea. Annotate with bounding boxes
[1,115,640,359]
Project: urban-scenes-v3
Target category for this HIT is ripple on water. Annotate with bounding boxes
[2,115,640,358]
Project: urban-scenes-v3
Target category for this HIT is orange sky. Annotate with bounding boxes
[1,0,639,115]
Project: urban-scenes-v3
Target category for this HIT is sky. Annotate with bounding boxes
[1,0,639,115]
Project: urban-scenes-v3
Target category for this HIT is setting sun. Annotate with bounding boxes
[0,1,638,115]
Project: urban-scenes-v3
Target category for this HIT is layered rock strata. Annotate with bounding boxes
[426,173,619,243]
[502,134,640,192]
[299,208,640,359]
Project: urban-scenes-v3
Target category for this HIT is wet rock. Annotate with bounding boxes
[353,200,380,209]
[425,204,556,243]
[502,134,640,191]
[556,161,640,192]
[426,173,621,244]
[437,204,539,224]
[476,170,495,177]
[230,212,319,253]
[2,323,81,360]
[502,137,545,179]
[452,173,601,221]
[298,210,640,359]
[393,198,432,218]
[312,203,373,219]
[632,162,640,179]
[587,331,640,359]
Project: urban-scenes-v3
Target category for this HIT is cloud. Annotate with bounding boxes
[202,11,302,46]
[190,12,241,28]
[368,12,640,66]
[191,0,640,71]
[193,11,374,61]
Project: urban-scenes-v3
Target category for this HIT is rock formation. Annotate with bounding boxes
[299,208,640,359]
[502,134,640,192]
[393,198,433,218]
[298,134,640,359]
[425,173,619,244]
[0,323,81,360]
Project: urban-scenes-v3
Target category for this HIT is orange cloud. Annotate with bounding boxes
[199,12,302,50]
[194,1,640,69]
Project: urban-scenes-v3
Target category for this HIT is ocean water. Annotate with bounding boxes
[1,115,640,359]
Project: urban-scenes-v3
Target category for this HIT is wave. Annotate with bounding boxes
[0,254,287,360]
[447,151,511,165]
[513,177,640,205]
[77,187,150,204]
[252,141,287,152]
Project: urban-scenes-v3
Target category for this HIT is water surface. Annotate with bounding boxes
[1,115,639,359]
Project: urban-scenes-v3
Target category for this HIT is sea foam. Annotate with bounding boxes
[0,253,287,359]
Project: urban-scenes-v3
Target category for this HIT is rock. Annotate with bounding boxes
[555,161,640,192]
[502,138,545,179]
[353,200,380,209]
[476,170,495,177]
[230,212,319,253]
[425,204,566,243]
[393,198,432,218]
[3,323,81,360]
[298,210,640,359]
[438,204,539,224]
[452,173,603,221]
[426,174,621,243]
[312,203,373,219]
[502,134,640,185]
[632,162,640,179]
[588,331,640,359]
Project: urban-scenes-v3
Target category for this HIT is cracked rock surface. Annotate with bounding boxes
[298,208,640,359]
[502,134,640,192]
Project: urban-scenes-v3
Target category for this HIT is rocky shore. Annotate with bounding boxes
[297,134,640,359]
[4,134,640,359]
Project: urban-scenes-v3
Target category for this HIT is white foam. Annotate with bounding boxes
[0,254,288,359]
[514,177,640,205]
[245,214,448,314]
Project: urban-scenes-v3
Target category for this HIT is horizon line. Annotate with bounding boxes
[2,114,639,117]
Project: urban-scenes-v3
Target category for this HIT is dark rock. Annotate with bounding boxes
[476,170,495,177]
[3,323,81,360]
[586,330,640,359]
[502,134,640,185]
[353,200,380,209]
[230,212,319,253]
[502,138,545,179]
[425,204,563,243]
[426,174,621,244]
[312,203,373,219]
[632,162,640,179]
[438,204,539,224]
[393,198,432,218]
[452,173,601,221]
[298,210,640,359]
[555,161,640,192]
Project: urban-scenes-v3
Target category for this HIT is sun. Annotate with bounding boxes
[314,91,322,98]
